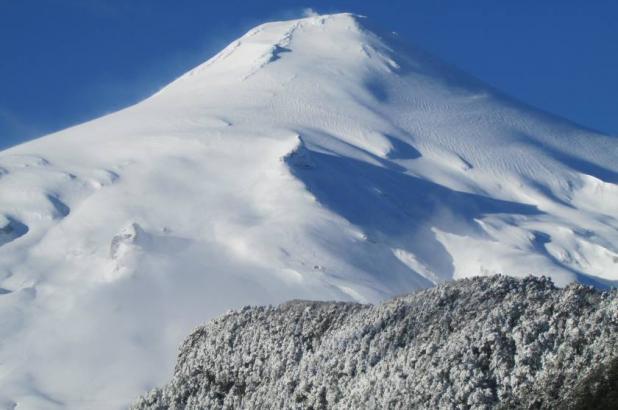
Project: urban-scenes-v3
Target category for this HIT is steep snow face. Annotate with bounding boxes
[0,12,616,408]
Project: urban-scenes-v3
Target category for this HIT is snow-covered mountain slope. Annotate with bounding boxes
[0,12,616,408]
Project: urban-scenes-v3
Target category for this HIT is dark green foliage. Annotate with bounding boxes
[562,356,618,410]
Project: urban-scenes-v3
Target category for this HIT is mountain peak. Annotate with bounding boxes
[159,12,399,90]
[236,12,368,46]
[0,12,616,408]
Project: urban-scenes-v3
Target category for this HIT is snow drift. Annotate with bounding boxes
[0,12,616,408]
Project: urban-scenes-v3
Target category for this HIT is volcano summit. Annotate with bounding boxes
[0,13,616,408]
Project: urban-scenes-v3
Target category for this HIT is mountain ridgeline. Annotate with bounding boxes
[134,276,618,409]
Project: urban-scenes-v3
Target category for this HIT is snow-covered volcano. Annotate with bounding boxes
[0,13,616,408]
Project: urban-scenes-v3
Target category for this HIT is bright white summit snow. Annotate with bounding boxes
[0,13,616,409]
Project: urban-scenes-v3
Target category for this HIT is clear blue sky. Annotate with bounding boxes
[1,0,616,149]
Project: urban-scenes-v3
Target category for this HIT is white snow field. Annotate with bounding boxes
[0,13,616,408]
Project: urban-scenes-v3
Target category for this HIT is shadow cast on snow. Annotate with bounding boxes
[525,138,618,184]
[287,141,542,282]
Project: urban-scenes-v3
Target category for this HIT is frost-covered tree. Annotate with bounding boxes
[133,276,618,409]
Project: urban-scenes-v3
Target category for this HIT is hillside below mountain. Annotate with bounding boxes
[134,276,618,409]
